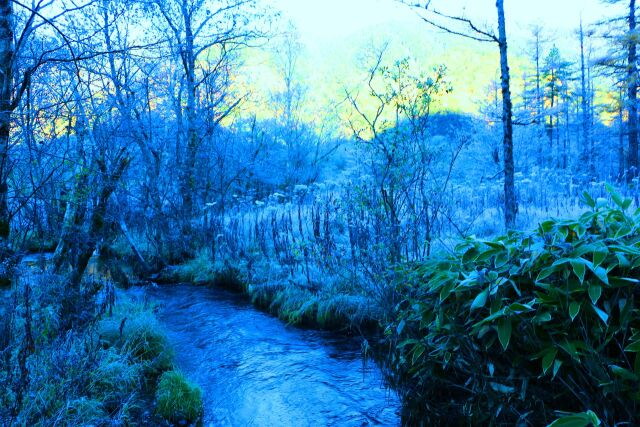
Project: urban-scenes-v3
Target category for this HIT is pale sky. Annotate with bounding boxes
[270,0,615,45]
[244,0,624,118]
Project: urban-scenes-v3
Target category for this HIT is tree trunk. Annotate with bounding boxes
[68,153,130,288]
[580,18,592,173]
[628,0,638,180]
[620,87,626,179]
[182,0,198,220]
[534,29,544,168]
[0,0,13,252]
[497,0,516,228]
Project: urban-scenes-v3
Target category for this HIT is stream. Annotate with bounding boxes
[128,284,401,426]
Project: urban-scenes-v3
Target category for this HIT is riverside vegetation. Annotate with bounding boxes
[386,187,640,425]
[152,186,638,426]
[0,272,203,426]
[3,0,640,425]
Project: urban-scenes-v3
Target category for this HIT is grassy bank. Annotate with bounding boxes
[160,249,385,334]
[0,271,203,426]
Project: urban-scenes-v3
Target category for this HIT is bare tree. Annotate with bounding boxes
[598,0,638,180]
[146,0,268,224]
[400,0,517,228]
[579,18,595,174]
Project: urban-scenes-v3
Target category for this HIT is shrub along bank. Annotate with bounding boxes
[0,272,203,426]
[386,189,640,426]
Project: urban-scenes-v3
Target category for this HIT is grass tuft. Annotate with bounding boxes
[155,370,203,425]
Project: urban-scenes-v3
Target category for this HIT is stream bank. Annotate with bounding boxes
[128,283,401,426]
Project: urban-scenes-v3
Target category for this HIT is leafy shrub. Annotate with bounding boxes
[155,370,203,424]
[386,187,640,425]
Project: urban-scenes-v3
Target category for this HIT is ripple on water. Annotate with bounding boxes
[129,284,400,426]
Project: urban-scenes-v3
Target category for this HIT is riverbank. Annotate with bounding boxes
[128,283,401,425]
[154,252,387,335]
[148,194,640,426]
[0,271,203,426]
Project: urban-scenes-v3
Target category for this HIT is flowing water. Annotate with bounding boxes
[128,284,401,426]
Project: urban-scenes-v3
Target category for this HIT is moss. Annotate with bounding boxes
[155,370,203,425]
[3,275,176,426]
[269,286,319,326]
[173,248,216,284]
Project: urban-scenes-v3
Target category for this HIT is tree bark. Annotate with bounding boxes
[182,0,198,219]
[497,0,516,228]
[628,0,638,180]
[68,153,130,289]
[580,19,592,173]
[0,0,13,252]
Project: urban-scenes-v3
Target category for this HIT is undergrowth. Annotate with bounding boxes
[155,370,203,425]
[0,270,202,426]
[386,186,640,426]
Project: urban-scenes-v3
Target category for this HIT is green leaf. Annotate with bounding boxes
[507,302,533,313]
[439,281,454,301]
[606,183,624,208]
[542,348,557,375]
[537,265,559,282]
[615,253,631,268]
[609,364,639,381]
[397,319,406,335]
[539,219,556,233]
[588,284,602,304]
[560,340,579,359]
[587,264,609,285]
[592,247,608,269]
[586,411,602,426]
[470,288,489,311]
[547,411,599,427]
[533,312,552,323]
[412,344,425,365]
[624,340,640,353]
[497,318,512,351]
[553,359,563,378]
[581,191,595,208]
[569,301,581,321]
[592,304,609,325]
[570,259,586,283]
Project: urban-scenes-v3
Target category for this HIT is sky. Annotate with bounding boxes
[242,0,625,120]
[270,0,614,45]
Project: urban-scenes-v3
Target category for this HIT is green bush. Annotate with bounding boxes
[155,370,203,424]
[387,187,640,425]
